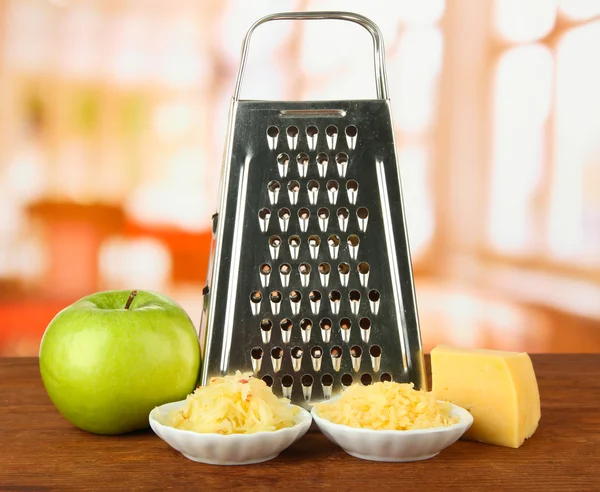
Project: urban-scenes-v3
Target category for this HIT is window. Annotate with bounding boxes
[487,0,600,272]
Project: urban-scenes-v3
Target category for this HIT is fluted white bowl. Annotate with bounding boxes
[149,400,312,465]
[311,401,473,462]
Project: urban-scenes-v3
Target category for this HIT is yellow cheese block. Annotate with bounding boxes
[431,345,540,448]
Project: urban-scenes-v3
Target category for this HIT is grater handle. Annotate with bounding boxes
[233,11,389,101]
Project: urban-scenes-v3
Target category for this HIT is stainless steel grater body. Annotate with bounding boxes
[199,11,426,408]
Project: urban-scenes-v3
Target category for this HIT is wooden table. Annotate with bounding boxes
[2,355,599,491]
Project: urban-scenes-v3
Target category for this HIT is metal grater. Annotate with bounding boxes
[199,11,426,408]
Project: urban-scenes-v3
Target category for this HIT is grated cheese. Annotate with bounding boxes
[314,381,458,430]
[164,371,300,434]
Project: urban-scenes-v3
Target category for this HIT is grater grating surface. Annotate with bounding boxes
[199,12,426,409]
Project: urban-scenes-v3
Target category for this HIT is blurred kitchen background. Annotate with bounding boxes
[1,0,599,356]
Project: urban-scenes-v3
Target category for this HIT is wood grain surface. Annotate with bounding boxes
[1,355,599,491]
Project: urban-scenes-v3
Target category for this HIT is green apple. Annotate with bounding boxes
[39,289,201,435]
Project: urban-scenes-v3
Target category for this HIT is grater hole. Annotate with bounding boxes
[280,318,293,331]
[345,125,358,138]
[326,180,339,204]
[357,262,370,274]
[318,207,330,219]
[336,152,348,164]
[278,208,291,220]
[361,373,373,386]
[347,234,360,247]
[347,179,359,192]
[357,207,369,220]
[307,179,320,192]
[346,180,358,204]
[258,208,271,220]
[267,126,279,138]
[280,263,291,275]
[311,346,323,359]
[298,207,310,220]
[287,126,299,138]
[291,346,303,359]
[297,152,309,165]
[329,290,341,303]
[380,372,392,382]
[331,345,342,358]
[281,374,294,387]
[326,125,338,137]
[299,263,311,274]
[368,289,381,302]
[260,263,272,275]
[262,375,274,387]
[267,180,280,192]
[250,291,262,303]
[310,290,322,302]
[289,235,301,247]
[306,126,318,138]
[301,374,314,387]
[297,153,309,177]
[260,318,273,331]
[300,318,312,332]
[270,291,282,303]
[287,180,300,194]
[338,262,350,274]
[317,153,328,165]
[320,317,332,343]
[341,373,353,386]
[369,345,382,357]
[309,235,321,247]
[340,317,351,330]
[319,262,331,275]
[269,235,281,247]
[337,207,349,219]
[251,347,263,360]
[310,346,323,371]
[271,347,283,359]
[350,345,362,357]
[321,373,334,386]
[349,290,361,302]
[359,317,371,330]
[277,153,290,165]
[328,234,340,247]
[290,290,302,303]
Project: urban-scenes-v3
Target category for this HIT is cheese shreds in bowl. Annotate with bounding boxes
[314,381,459,430]
[164,371,300,435]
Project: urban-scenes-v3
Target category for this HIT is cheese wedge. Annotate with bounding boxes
[431,345,540,448]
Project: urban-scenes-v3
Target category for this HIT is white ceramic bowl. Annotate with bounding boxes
[311,401,473,462]
[149,400,312,465]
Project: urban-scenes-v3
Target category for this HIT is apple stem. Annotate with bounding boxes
[125,290,138,309]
